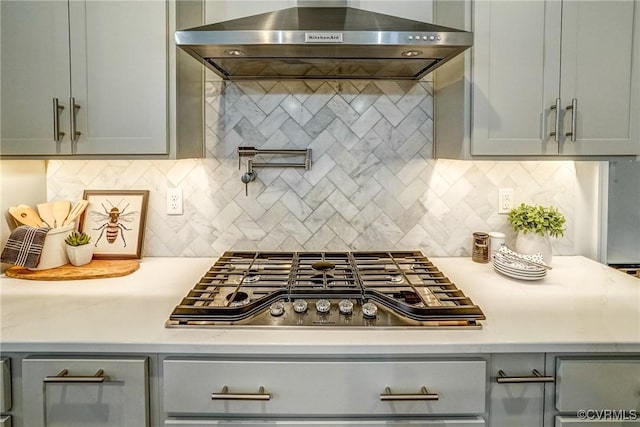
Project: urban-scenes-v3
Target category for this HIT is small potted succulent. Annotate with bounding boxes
[507,203,566,265]
[65,231,94,266]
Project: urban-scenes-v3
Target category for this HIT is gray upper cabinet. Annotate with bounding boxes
[471,0,639,157]
[1,1,168,157]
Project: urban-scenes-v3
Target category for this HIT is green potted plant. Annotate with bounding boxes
[64,231,94,266]
[507,203,566,265]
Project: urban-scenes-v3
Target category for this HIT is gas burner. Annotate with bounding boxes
[243,270,260,283]
[386,273,404,284]
[394,290,421,305]
[310,273,335,286]
[225,291,249,307]
[311,261,335,271]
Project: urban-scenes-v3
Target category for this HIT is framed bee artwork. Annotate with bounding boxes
[79,190,149,259]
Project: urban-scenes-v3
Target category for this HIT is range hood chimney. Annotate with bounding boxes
[175,2,472,80]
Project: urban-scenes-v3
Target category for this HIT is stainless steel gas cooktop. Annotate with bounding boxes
[166,251,485,328]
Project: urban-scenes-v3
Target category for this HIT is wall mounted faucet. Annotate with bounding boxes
[238,146,312,196]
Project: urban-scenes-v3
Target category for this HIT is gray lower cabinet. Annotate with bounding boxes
[21,356,148,427]
[0,359,11,414]
[552,358,640,426]
[555,418,640,426]
[0,358,11,427]
[488,353,550,427]
[163,357,487,424]
[164,421,486,426]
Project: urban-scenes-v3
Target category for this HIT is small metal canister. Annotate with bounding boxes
[472,232,490,263]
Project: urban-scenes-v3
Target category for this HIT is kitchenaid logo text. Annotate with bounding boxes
[305,33,343,43]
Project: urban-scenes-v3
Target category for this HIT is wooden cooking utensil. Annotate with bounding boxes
[51,200,71,228]
[36,202,56,228]
[63,200,89,227]
[8,205,46,228]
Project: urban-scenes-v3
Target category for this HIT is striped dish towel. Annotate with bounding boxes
[1,225,51,268]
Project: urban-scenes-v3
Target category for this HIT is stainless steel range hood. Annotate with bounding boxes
[175,6,472,80]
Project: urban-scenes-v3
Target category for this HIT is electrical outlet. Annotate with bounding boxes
[498,188,514,214]
[166,188,183,215]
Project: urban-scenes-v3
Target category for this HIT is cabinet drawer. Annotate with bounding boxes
[556,359,640,412]
[165,419,486,426]
[22,357,148,427]
[556,416,640,426]
[0,359,10,412]
[164,359,486,416]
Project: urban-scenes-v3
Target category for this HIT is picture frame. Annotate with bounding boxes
[79,190,149,259]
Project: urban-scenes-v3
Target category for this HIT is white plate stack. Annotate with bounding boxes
[492,246,549,281]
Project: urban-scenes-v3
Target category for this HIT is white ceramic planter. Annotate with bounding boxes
[515,230,553,265]
[66,244,94,267]
[29,224,75,270]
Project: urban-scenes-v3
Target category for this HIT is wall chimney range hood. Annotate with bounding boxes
[175,6,472,80]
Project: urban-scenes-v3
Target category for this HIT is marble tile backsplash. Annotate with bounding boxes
[47,80,577,257]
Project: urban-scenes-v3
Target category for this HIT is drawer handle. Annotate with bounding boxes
[211,385,271,401]
[44,369,106,383]
[52,98,65,142]
[69,97,81,142]
[565,98,577,142]
[496,369,555,384]
[380,386,439,401]
[549,97,561,142]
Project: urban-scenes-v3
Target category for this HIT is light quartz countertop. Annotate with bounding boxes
[1,256,638,355]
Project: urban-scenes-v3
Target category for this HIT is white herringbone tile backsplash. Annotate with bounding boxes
[47,80,577,257]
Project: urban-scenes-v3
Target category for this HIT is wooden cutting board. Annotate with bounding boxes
[5,259,139,281]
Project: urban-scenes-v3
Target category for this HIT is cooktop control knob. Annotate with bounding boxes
[269,301,285,317]
[362,302,378,318]
[315,299,331,314]
[338,299,354,315]
[293,299,308,313]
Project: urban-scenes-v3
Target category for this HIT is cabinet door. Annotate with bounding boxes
[22,357,148,427]
[0,358,10,413]
[559,1,639,156]
[555,358,640,412]
[68,1,168,155]
[556,416,640,426]
[471,0,562,155]
[164,420,486,426]
[0,1,72,155]
[489,354,548,427]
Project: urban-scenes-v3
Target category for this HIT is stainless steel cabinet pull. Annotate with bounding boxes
[69,97,81,142]
[496,369,555,383]
[380,386,439,401]
[44,368,106,383]
[211,385,271,401]
[565,98,577,142]
[52,98,65,141]
[549,98,561,142]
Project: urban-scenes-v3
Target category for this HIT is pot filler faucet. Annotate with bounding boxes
[238,146,312,196]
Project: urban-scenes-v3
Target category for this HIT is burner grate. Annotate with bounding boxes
[167,250,485,327]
